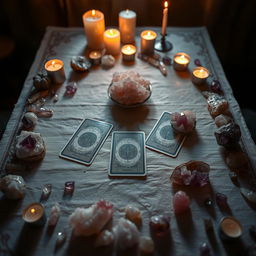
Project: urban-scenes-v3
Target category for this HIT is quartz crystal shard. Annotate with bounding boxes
[215,193,228,208]
[64,82,77,97]
[171,110,196,134]
[48,203,61,227]
[214,114,232,127]
[41,184,52,201]
[173,190,190,214]
[149,215,170,237]
[215,123,241,148]
[55,231,67,248]
[206,93,229,118]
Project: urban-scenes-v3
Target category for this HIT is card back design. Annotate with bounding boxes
[146,112,186,157]
[109,131,146,176]
[59,119,113,165]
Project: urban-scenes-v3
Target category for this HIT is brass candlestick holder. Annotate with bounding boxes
[154,33,173,52]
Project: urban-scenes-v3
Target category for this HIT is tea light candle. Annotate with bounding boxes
[44,59,66,84]
[140,30,157,55]
[121,44,136,61]
[173,52,190,71]
[22,202,46,226]
[191,66,210,85]
[82,9,105,50]
[119,9,136,44]
[89,50,102,65]
[219,216,243,240]
[104,29,121,56]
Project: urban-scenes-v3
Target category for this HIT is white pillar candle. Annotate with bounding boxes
[140,30,157,55]
[191,66,210,85]
[173,52,190,71]
[121,44,137,61]
[119,9,136,44]
[82,9,105,50]
[161,1,168,35]
[104,29,121,56]
[44,59,66,84]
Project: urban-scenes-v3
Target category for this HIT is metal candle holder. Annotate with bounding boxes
[154,33,173,52]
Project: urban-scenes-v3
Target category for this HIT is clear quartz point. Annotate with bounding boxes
[41,184,52,200]
[56,231,66,247]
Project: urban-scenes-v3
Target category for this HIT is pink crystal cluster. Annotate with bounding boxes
[109,71,151,105]
[171,110,196,134]
[171,161,210,187]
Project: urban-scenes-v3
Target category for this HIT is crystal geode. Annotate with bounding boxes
[170,161,210,187]
[214,122,241,148]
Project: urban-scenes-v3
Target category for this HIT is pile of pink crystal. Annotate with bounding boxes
[173,191,190,214]
[171,110,196,134]
[109,71,151,105]
[170,161,210,187]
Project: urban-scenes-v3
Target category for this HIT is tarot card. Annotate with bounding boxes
[59,119,113,165]
[146,112,186,157]
[109,131,146,176]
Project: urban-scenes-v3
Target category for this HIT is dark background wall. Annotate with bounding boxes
[0,0,256,139]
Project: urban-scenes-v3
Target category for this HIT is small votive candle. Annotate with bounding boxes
[104,29,121,56]
[121,44,136,61]
[89,51,102,65]
[140,30,157,55]
[191,66,210,85]
[173,52,190,71]
[45,59,66,84]
[22,202,46,226]
[82,10,105,50]
[219,216,243,240]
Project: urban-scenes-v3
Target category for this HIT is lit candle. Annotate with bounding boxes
[119,9,136,44]
[173,52,190,71]
[191,66,210,85]
[103,28,121,56]
[89,50,102,65]
[140,30,157,55]
[121,44,137,61]
[219,216,243,240]
[161,1,168,35]
[82,9,105,50]
[22,202,46,226]
[44,59,66,84]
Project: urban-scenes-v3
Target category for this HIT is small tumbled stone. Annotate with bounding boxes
[210,79,222,94]
[101,55,115,68]
[53,94,59,102]
[41,184,52,201]
[36,108,53,118]
[162,56,172,65]
[173,190,190,214]
[204,198,213,207]
[64,82,77,97]
[215,192,228,208]
[194,59,202,66]
[200,242,211,256]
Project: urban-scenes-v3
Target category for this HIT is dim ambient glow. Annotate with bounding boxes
[92,9,95,16]
[164,1,168,8]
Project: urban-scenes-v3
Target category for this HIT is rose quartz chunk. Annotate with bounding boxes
[173,191,190,214]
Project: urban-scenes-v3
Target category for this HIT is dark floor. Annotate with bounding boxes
[0,41,255,144]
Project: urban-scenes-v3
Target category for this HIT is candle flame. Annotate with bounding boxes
[181,55,185,59]
[109,29,114,35]
[147,31,151,36]
[164,1,168,8]
[93,52,97,56]
[199,68,204,73]
[180,112,185,116]
[92,9,96,16]
[127,46,131,51]
[30,208,36,214]
[51,60,55,67]
[126,9,129,13]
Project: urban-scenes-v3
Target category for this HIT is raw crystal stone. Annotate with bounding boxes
[101,55,115,68]
[65,82,77,97]
[22,112,38,130]
[214,114,232,127]
[162,56,172,65]
[194,59,202,66]
[249,225,256,241]
[94,230,114,247]
[27,90,49,104]
[226,151,249,169]
[33,71,51,91]
[171,110,196,134]
[210,79,222,94]
[240,188,256,204]
[48,203,61,226]
[125,205,142,226]
[36,108,54,118]
[149,215,170,237]
[56,231,67,248]
[139,236,155,254]
[158,61,168,76]
[173,191,190,214]
[204,198,213,207]
[41,184,52,201]
[206,93,229,118]
[64,181,75,194]
[20,135,36,149]
[215,123,241,148]
[170,161,210,187]
[70,56,91,72]
[215,192,228,208]
[53,94,59,102]
[200,242,212,256]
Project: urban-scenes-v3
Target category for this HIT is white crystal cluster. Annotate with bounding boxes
[109,71,151,105]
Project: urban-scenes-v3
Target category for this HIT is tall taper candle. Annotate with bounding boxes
[161,1,168,35]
